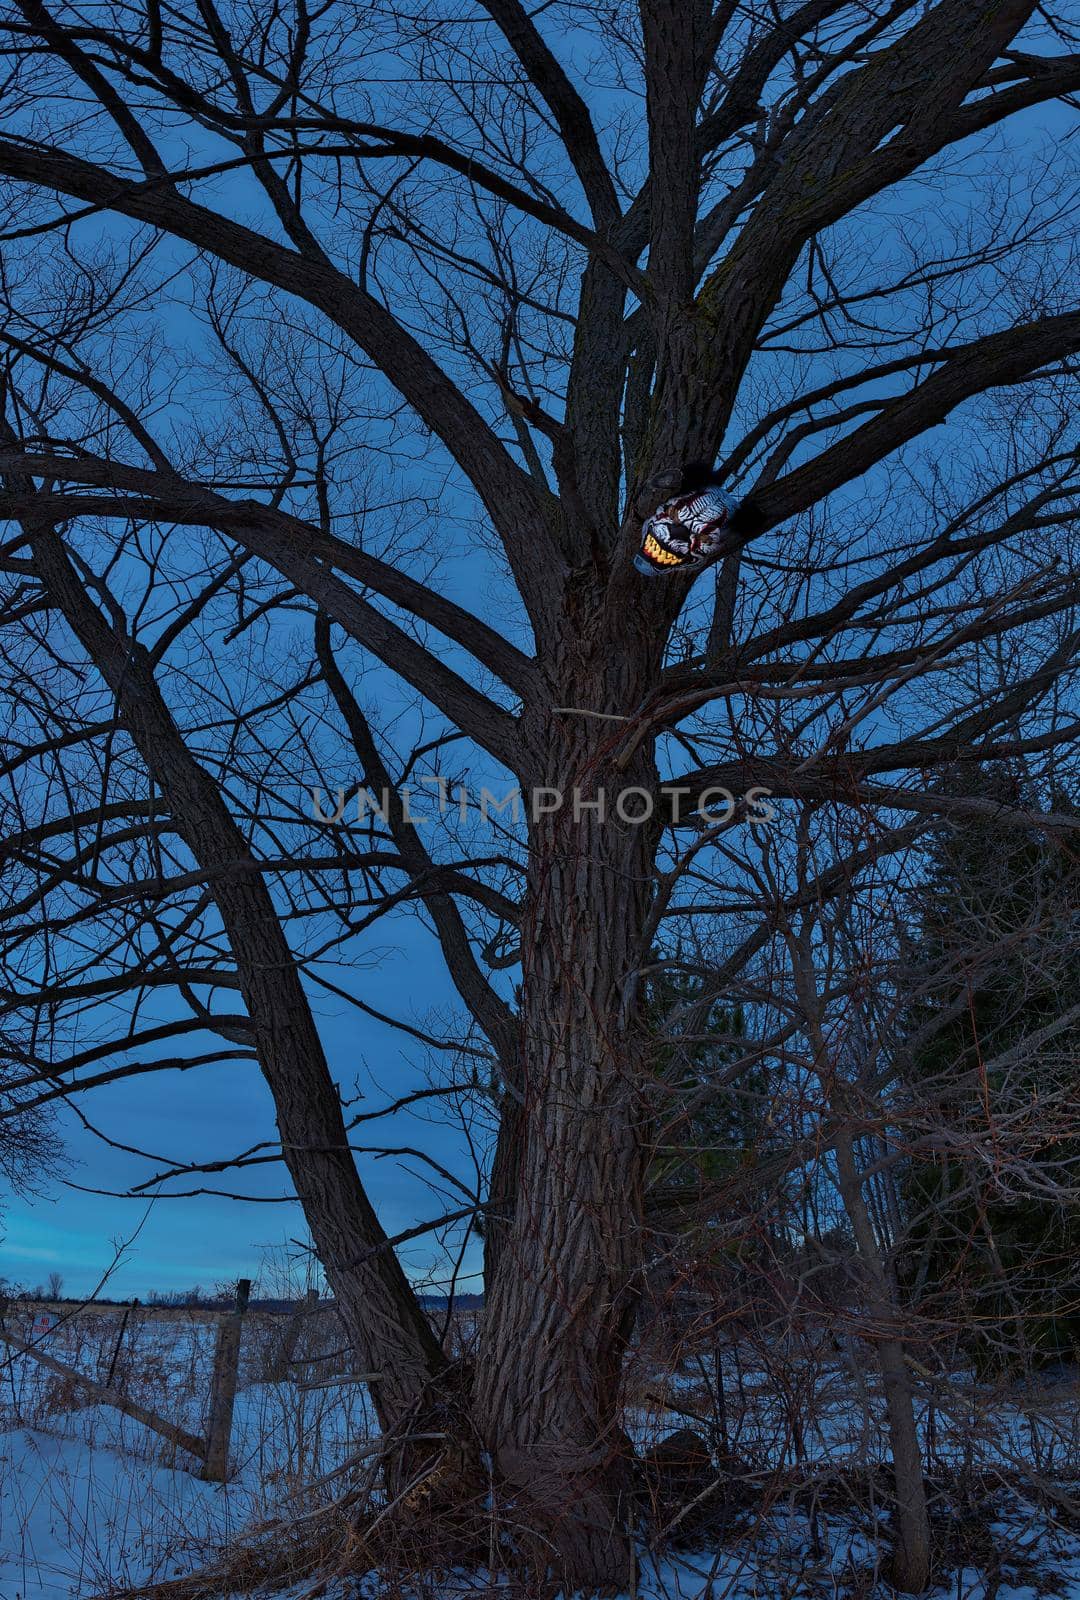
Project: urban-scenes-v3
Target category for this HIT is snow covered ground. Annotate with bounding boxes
[1,1306,369,1600]
[1,1414,253,1598]
[3,1308,1080,1600]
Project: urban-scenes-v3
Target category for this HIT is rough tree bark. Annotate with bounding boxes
[474,599,668,1586]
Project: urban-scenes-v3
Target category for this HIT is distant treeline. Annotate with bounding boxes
[9,1288,486,1312]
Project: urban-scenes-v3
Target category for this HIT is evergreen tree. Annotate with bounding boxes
[899,768,1080,1369]
[645,968,758,1196]
[642,966,787,1321]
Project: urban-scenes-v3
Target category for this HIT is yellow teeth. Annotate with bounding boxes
[644,532,682,566]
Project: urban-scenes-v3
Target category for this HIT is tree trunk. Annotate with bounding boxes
[474,624,662,1589]
[834,1131,931,1593]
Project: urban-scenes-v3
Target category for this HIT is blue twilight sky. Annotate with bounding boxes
[0,54,526,1300]
[3,911,488,1300]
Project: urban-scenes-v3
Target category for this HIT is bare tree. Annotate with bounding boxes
[0,0,1078,1585]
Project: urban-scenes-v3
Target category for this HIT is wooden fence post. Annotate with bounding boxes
[0,1296,20,1421]
[104,1297,138,1388]
[202,1278,251,1483]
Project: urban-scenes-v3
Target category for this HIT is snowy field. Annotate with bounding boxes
[3,1305,1080,1600]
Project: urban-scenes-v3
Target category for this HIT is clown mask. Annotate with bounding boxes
[634,486,736,578]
